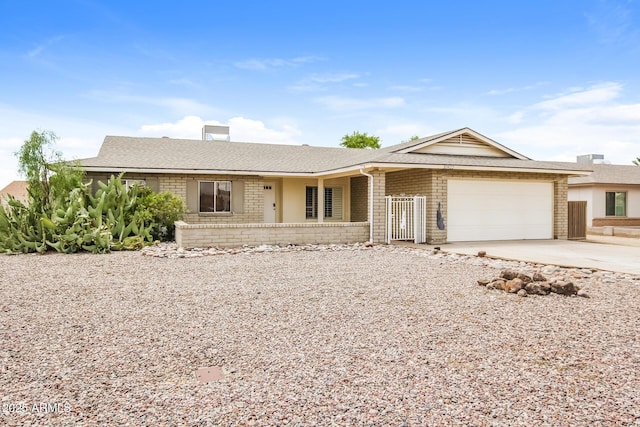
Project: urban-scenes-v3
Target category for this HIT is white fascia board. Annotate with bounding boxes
[350,162,592,176]
[83,162,591,178]
[82,166,320,177]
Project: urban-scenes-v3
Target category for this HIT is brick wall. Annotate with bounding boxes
[350,176,369,222]
[371,171,386,243]
[175,221,370,248]
[592,217,640,227]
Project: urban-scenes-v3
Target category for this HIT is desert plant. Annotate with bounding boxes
[135,186,184,240]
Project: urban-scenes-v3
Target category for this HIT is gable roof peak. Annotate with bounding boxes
[384,127,530,160]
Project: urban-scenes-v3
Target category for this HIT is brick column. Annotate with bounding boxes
[371,171,386,244]
[427,171,447,244]
[554,177,568,240]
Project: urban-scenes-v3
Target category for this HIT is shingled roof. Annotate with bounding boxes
[0,180,29,204]
[79,136,378,174]
[568,164,640,185]
[78,131,591,176]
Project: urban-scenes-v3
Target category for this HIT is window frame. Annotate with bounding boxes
[198,180,232,213]
[605,191,627,217]
[305,186,343,220]
[124,179,146,190]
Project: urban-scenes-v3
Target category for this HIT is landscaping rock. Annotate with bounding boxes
[525,282,550,296]
[517,273,532,284]
[532,272,547,282]
[484,269,582,298]
[517,289,528,297]
[500,269,519,280]
[577,289,590,298]
[504,278,524,293]
[490,279,506,291]
[550,280,580,296]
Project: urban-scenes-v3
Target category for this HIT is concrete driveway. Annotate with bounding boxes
[435,236,640,275]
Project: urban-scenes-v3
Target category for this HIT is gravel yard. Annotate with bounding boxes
[1,244,639,426]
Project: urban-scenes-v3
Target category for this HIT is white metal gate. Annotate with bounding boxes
[385,196,427,244]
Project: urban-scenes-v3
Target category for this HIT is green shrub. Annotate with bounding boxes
[136,186,184,241]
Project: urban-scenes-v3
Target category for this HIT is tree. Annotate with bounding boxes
[633,157,640,166]
[340,131,381,149]
[16,130,84,214]
[403,135,420,143]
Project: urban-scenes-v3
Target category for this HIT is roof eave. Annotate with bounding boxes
[83,162,592,177]
[355,162,592,176]
[82,166,327,177]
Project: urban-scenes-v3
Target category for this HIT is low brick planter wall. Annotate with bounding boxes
[589,226,640,238]
[592,217,640,227]
[175,221,370,248]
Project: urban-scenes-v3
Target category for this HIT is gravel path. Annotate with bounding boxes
[1,244,639,426]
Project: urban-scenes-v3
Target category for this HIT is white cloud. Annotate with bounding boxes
[233,56,323,71]
[375,123,437,146]
[308,72,359,83]
[486,81,548,96]
[289,72,360,92]
[85,90,217,116]
[228,117,301,144]
[496,82,640,164]
[388,85,424,92]
[315,95,405,112]
[533,82,622,110]
[26,35,65,59]
[508,111,525,124]
[168,77,198,87]
[138,115,301,145]
[586,0,638,45]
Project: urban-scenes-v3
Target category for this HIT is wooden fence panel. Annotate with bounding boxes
[568,201,587,240]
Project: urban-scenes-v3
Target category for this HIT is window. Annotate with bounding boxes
[605,192,626,216]
[199,181,231,213]
[305,186,343,219]
[125,179,146,189]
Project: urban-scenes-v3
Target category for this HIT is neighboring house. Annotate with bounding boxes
[0,180,29,208]
[568,163,640,228]
[78,127,590,247]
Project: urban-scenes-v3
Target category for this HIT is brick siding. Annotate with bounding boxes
[592,217,640,227]
[175,221,370,248]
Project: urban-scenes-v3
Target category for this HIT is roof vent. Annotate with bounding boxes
[202,125,230,141]
[577,154,604,164]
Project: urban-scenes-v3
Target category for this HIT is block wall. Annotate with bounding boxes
[175,221,370,248]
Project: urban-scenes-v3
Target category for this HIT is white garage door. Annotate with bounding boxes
[447,180,553,242]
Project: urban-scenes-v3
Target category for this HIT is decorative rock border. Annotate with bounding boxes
[479,269,589,297]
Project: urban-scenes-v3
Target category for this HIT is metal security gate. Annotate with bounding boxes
[385,196,427,244]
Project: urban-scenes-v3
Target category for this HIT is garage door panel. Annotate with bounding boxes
[447,180,553,241]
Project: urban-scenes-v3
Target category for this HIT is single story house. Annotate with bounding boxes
[568,163,640,229]
[78,127,590,247]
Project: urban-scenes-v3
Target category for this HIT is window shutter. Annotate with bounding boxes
[186,180,199,213]
[332,187,343,220]
[231,181,244,213]
[145,177,159,193]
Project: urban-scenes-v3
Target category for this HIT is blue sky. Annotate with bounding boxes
[1,0,640,189]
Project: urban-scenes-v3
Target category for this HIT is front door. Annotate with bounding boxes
[263,182,276,223]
